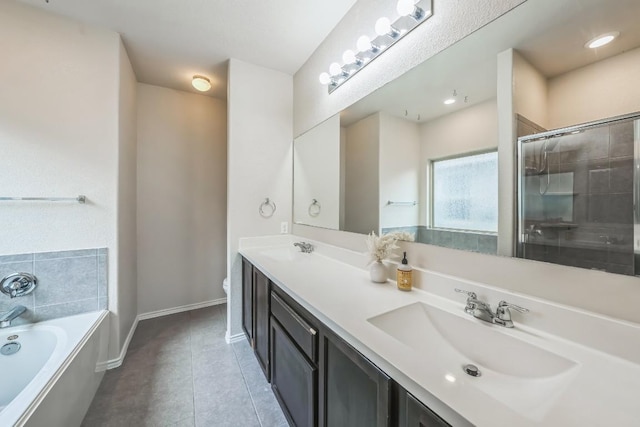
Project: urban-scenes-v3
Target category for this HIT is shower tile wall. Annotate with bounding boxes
[0,248,108,324]
[522,120,636,275]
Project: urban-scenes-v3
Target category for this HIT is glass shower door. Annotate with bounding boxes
[517,113,639,276]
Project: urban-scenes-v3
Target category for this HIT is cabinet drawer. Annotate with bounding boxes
[271,291,317,362]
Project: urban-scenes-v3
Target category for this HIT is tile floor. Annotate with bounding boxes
[82,304,287,427]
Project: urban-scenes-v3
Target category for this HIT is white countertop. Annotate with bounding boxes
[239,235,640,427]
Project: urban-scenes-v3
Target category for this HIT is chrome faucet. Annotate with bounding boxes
[293,242,314,253]
[0,305,27,328]
[455,289,528,328]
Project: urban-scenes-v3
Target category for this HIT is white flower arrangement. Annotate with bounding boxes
[365,231,415,264]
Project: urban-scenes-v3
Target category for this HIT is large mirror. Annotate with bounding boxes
[293,0,640,276]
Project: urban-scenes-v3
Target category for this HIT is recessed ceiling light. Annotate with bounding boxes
[192,75,211,92]
[585,32,619,49]
[444,98,456,105]
[445,374,456,383]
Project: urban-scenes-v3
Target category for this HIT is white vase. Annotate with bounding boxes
[369,260,387,283]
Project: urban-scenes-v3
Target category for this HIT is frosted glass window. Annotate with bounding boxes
[432,152,498,232]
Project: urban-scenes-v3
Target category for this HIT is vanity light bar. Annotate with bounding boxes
[319,0,433,94]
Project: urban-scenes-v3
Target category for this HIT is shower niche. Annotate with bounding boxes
[517,113,639,276]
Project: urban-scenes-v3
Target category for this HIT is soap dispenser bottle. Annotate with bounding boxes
[397,252,413,291]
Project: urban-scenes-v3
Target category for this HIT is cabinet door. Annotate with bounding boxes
[320,331,392,427]
[399,391,450,427]
[241,258,253,344]
[271,317,317,427]
[254,268,271,379]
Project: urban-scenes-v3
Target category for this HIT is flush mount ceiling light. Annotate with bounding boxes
[585,31,620,49]
[192,75,211,92]
[319,0,433,94]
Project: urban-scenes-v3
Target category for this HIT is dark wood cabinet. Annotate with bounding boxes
[241,258,270,380]
[243,258,451,427]
[241,258,253,344]
[319,330,392,427]
[398,390,451,427]
[254,268,271,379]
[270,317,317,427]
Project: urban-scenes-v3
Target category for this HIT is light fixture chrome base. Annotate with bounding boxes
[327,0,433,94]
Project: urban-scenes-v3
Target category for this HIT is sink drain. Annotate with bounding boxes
[1,342,21,356]
[463,364,481,377]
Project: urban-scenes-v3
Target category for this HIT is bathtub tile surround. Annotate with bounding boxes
[0,248,108,324]
[83,305,286,427]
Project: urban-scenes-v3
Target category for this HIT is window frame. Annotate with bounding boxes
[429,149,499,234]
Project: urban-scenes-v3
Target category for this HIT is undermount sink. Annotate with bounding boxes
[368,301,580,420]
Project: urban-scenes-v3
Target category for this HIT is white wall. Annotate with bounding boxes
[497,48,516,256]
[548,46,640,129]
[227,59,293,340]
[379,113,420,229]
[0,1,131,359]
[344,113,380,235]
[116,39,138,353]
[136,84,227,315]
[293,114,341,229]
[419,99,499,159]
[0,1,119,255]
[293,0,525,136]
[418,99,498,225]
[513,51,549,129]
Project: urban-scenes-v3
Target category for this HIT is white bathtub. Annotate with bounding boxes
[0,311,109,427]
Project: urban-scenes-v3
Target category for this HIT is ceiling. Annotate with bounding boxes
[339,0,640,127]
[18,0,357,99]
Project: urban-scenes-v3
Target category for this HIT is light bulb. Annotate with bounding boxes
[192,75,211,92]
[342,50,357,64]
[319,72,331,85]
[329,62,342,76]
[397,0,415,16]
[357,35,372,52]
[444,98,456,105]
[586,31,619,48]
[375,17,392,36]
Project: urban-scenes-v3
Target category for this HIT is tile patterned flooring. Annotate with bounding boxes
[82,304,287,427]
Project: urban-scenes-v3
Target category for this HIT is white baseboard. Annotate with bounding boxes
[226,331,246,344]
[106,316,138,370]
[105,298,227,369]
[137,298,227,321]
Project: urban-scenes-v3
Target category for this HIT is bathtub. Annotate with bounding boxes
[0,311,109,427]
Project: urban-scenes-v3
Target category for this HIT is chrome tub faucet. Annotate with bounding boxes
[0,305,27,328]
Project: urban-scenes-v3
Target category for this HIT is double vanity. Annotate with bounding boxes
[239,235,640,426]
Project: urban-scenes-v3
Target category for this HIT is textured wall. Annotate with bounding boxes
[293,0,525,136]
[548,46,640,129]
[137,83,228,315]
[227,59,293,340]
[116,39,138,356]
[0,1,130,360]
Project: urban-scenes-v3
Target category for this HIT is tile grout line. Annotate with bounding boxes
[231,342,265,427]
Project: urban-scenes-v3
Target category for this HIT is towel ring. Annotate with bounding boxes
[308,199,321,217]
[259,198,276,218]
